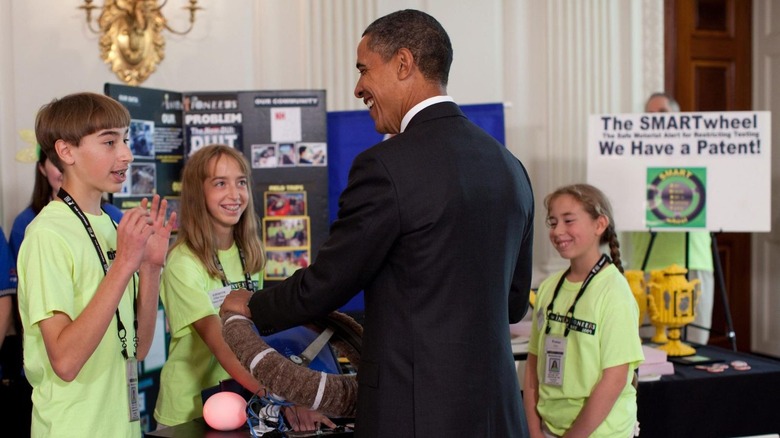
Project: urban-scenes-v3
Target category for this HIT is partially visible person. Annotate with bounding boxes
[222,9,534,437]
[154,145,333,431]
[524,184,643,438]
[628,92,714,344]
[10,148,123,260]
[0,227,15,353]
[18,92,174,437]
[9,142,119,438]
[0,226,31,438]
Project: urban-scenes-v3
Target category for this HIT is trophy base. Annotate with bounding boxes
[649,325,668,344]
[657,340,696,357]
[657,327,696,356]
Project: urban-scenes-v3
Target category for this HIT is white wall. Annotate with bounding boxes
[0,0,663,289]
[0,0,257,228]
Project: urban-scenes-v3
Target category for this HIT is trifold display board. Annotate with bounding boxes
[587,111,771,232]
[105,84,329,283]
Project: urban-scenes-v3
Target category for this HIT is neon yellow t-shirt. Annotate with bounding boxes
[18,201,139,438]
[154,243,262,426]
[628,231,713,271]
[529,264,644,437]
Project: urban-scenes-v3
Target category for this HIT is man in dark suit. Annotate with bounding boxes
[222,9,533,437]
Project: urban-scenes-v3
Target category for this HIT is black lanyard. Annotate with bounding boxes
[58,188,137,360]
[214,244,257,293]
[545,254,609,337]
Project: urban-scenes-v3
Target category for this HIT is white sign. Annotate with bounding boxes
[587,111,771,232]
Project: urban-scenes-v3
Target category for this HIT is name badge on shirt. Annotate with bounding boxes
[126,358,140,422]
[209,285,232,308]
[544,335,567,387]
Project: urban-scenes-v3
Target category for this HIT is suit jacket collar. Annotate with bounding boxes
[405,101,465,132]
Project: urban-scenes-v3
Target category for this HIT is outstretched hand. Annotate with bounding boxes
[283,405,337,432]
[219,289,253,318]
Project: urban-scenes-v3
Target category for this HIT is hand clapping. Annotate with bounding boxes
[115,194,176,272]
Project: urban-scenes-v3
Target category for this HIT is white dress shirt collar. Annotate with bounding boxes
[400,95,455,133]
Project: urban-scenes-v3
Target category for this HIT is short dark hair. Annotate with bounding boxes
[363,9,453,86]
[35,92,130,171]
[646,92,680,112]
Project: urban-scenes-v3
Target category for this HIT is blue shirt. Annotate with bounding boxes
[10,203,124,260]
[0,227,15,296]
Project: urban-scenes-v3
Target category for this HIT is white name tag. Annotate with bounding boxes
[208,286,232,308]
[544,335,567,387]
[126,358,140,422]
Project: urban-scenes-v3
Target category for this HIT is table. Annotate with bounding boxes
[637,345,780,438]
[144,417,354,438]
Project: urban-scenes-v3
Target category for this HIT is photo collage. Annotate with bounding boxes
[262,191,311,280]
[251,142,327,169]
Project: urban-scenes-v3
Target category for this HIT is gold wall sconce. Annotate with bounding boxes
[78,0,202,85]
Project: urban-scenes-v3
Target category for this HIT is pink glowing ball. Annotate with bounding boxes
[203,391,247,431]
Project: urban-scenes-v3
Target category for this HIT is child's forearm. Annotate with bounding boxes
[563,364,629,438]
[192,315,263,394]
[134,264,162,360]
[41,264,137,381]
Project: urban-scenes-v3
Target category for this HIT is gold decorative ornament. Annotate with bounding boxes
[646,264,701,356]
[78,0,202,85]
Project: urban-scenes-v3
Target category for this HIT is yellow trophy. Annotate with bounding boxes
[646,264,701,356]
[624,270,648,327]
[647,269,668,344]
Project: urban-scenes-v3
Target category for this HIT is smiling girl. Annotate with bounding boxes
[154,145,330,431]
[523,184,644,438]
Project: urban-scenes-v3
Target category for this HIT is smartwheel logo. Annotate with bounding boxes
[645,167,707,228]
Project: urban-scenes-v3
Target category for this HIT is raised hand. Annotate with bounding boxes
[142,194,176,268]
[114,200,157,273]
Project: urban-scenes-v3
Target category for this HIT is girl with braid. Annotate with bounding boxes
[524,184,643,438]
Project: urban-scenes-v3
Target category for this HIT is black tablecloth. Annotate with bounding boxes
[637,345,780,438]
[144,417,353,438]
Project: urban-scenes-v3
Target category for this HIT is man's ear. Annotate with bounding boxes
[54,139,75,166]
[396,47,415,80]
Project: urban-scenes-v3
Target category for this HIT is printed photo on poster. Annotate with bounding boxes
[265,192,307,217]
[164,196,181,233]
[278,143,297,167]
[270,107,302,143]
[297,142,327,166]
[129,119,155,159]
[130,162,157,196]
[252,144,278,169]
[646,167,707,228]
[264,249,310,281]
[263,217,309,248]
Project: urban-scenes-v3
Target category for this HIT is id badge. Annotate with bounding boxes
[209,285,232,308]
[126,358,140,422]
[544,335,567,386]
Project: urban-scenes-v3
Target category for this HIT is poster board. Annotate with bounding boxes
[587,111,771,232]
[183,90,329,283]
[104,85,329,283]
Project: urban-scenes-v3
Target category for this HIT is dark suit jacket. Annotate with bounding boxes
[249,101,534,437]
